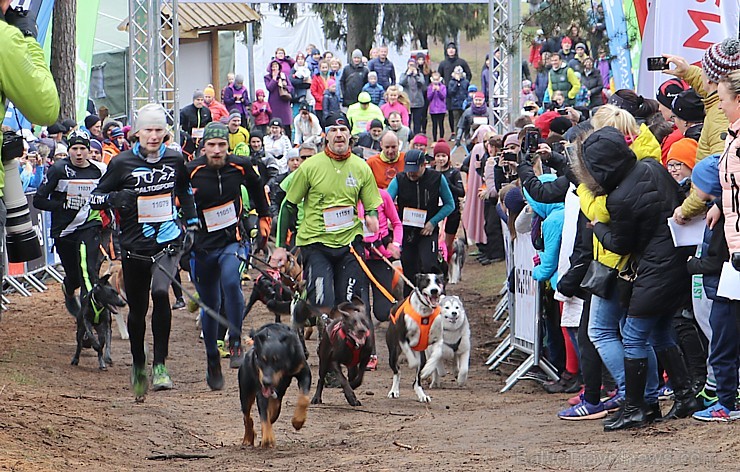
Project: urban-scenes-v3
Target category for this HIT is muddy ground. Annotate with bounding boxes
[0,260,737,472]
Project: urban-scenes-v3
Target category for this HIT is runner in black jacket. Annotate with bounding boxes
[90,104,198,401]
[185,122,271,390]
[34,130,106,317]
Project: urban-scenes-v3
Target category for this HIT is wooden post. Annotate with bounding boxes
[210,31,220,92]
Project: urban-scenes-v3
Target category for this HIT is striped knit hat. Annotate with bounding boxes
[702,38,740,84]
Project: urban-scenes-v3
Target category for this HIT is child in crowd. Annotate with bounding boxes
[427,72,447,141]
[520,80,538,109]
[250,89,272,134]
[362,71,385,106]
[322,79,341,121]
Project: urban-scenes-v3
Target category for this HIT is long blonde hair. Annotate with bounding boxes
[384,85,411,111]
[591,104,639,140]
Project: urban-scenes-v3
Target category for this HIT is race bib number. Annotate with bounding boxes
[65,179,96,211]
[362,221,375,238]
[203,202,238,232]
[473,116,489,125]
[402,207,427,228]
[323,206,355,232]
[191,128,205,139]
[137,195,173,223]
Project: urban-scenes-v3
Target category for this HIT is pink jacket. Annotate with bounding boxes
[380,101,410,127]
[721,117,740,255]
[358,189,403,259]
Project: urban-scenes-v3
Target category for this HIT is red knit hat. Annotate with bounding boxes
[433,139,451,157]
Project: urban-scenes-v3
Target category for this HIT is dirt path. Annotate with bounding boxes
[0,261,737,471]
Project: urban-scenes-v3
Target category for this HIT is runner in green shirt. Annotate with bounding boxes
[274,112,382,308]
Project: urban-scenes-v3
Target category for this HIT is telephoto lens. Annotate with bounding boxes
[3,159,42,262]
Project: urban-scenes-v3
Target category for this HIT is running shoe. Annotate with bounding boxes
[151,364,174,391]
[229,342,245,369]
[172,298,186,310]
[603,393,624,412]
[62,285,81,317]
[365,355,378,371]
[131,365,148,401]
[206,359,224,391]
[692,404,740,422]
[217,340,230,358]
[696,387,719,408]
[558,395,607,420]
[658,385,674,401]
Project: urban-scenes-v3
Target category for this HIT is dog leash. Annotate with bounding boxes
[239,252,302,289]
[126,248,241,337]
[348,246,397,304]
[369,246,416,291]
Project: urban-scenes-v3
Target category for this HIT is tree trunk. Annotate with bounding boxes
[345,5,378,61]
[51,0,76,121]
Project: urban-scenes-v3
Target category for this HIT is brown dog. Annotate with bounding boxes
[311,296,373,406]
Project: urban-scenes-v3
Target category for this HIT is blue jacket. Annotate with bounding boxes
[367,57,396,89]
[524,174,565,286]
[322,90,341,120]
[447,77,469,111]
[362,82,385,106]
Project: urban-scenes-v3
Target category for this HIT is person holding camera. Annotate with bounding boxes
[446,66,469,141]
[34,131,107,317]
[0,1,60,300]
[400,58,426,136]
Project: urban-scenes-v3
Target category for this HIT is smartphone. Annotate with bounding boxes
[558,109,569,116]
[502,151,518,162]
[524,129,540,154]
[647,56,668,71]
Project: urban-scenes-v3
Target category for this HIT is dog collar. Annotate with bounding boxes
[330,323,364,367]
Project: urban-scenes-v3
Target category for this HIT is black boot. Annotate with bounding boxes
[604,358,648,432]
[658,346,701,419]
[645,402,662,422]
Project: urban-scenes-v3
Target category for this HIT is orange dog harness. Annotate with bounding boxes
[390,298,441,352]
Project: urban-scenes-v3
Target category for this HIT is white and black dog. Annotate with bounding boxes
[426,295,470,388]
[386,273,445,403]
[448,238,466,284]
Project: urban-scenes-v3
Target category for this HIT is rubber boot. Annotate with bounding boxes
[604,358,648,432]
[658,346,700,419]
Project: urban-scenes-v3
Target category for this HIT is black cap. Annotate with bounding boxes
[404,149,425,172]
[299,102,310,112]
[269,118,283,127]
[67,130,91,149]
[324,111,349,128]
[47,122,65,135]
[656,78,689,108]
[550,116,573,135]
[671,89,705,123]
[61,118,77,131]
[369,119,384,130]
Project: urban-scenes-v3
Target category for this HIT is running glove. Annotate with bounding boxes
[107,189,137,210]
[259,216,272,241]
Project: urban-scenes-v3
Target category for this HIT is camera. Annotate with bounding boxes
[501,151,518,162]
[2,132,43,262]
[524,129,540,154]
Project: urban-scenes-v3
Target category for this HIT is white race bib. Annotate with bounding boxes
[402,207,427,228]
[473,116,489,125]
[323,206,355,232]
[191,128,205,139]
[65,179,96,210]
[203,202,238,232]
[137,195,173,223]
[362,221,375,238]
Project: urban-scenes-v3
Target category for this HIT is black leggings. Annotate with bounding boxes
[431,113,446,142]
[578,296,603,405]
[400,229,439,297]
[447,109,463,136]
[55,227,101,299]
[364,258,395,322]
[482,199,505,259]
[302,240,366,307]
[410,107,425,136]
[122,249,181,367]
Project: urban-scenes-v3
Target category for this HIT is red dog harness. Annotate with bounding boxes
[390,298,441,352]
[329,323,364,367]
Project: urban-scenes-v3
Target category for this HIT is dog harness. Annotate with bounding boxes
[329,322,364,367]
[256,268,284,303]
[390,298,441,352]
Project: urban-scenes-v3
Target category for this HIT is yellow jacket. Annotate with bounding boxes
[578,129,658,269]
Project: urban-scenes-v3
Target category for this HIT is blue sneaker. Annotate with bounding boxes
[658,385,674,401]
[603,393,624,412]
[696,388,719,408]
[692,404,740,422]
[558,394,607,420]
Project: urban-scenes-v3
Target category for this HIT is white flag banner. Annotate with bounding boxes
[637,0,740,98]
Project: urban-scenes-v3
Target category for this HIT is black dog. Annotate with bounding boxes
[71,274,127,370]
[311,296,372,406]
[239,323,312,448]
[243,269,294,324]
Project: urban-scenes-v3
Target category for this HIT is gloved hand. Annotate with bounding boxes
[5,7,38,38]
[259,216,272,241]
[108,189,137,210]
[182,221,200,253]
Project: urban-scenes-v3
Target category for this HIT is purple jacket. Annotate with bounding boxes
[426,83,447,114]
[596,58,611,89]
[223,83,250,117]
[264,73,294,125]
[268,57,295,78]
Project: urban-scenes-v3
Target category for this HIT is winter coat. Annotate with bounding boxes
[447,77,469,111]
[268,56,295,78]
[596,58,611,89]
[541,35,563,54]
[534,69,549,104]
[356,131,381,152]
[206,100,229,122]
[322,90,341,120]
[524,174,565,287]
[223,83,250,117]
[180,103,212,136]
[427,83,447,114]
[264,72,293,125]
[340,62,369,106]
[455,106,493,142]
[346,102,385,136]
[437,45,472,87]
[581,68,604,108]
[367,57,396,89]
[461,142,487,244]
[399,71,426,109]
[289,64,312,104]
[292,113,322,146]
[250,100,272,126]
[582,127,690,317]
[381,101,410,127]
[362,82,385,106]
[720,117,740,256]
[547,64,580,102]
[310,73,330,112]
[684,65,727,161]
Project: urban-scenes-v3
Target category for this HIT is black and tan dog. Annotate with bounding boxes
[70,274,127,370]
[386,273,445,403]
[311,296,372,406]
[239,323,312,448]
[242,249,304,324]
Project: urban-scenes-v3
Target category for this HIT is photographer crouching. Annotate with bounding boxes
[1,0,61,319]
